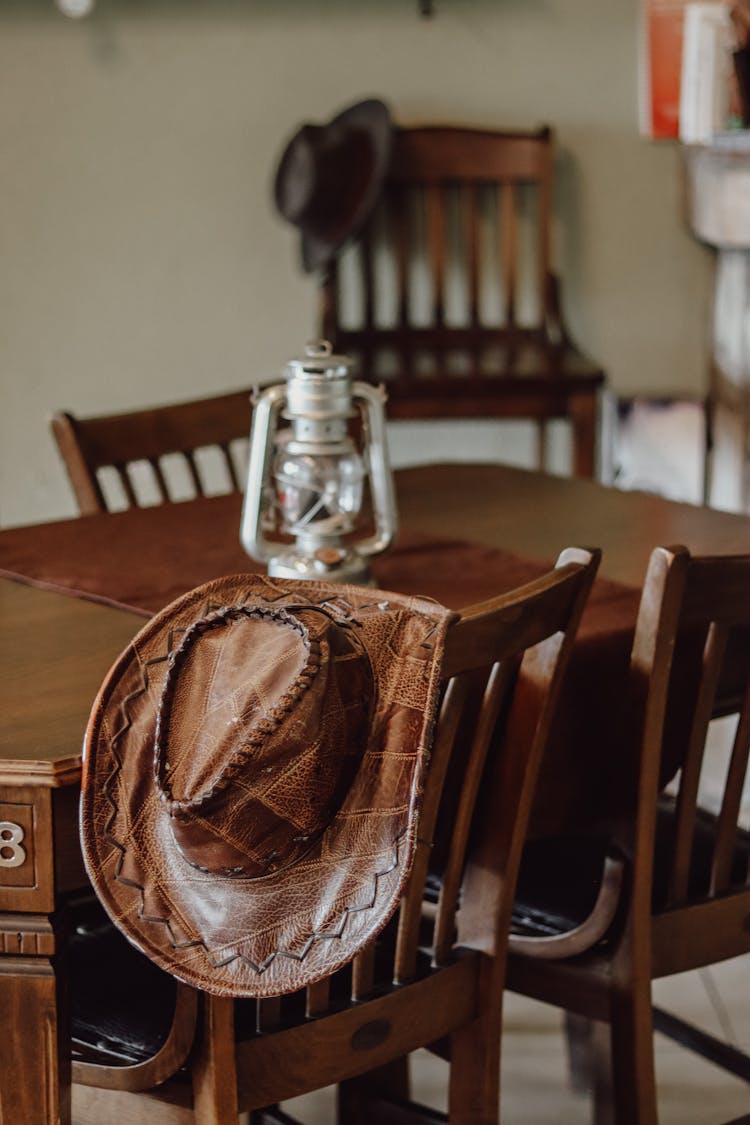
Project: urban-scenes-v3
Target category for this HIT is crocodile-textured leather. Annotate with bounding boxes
[81,574,453,998]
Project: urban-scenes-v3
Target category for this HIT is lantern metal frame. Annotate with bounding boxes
[240,343,397,584]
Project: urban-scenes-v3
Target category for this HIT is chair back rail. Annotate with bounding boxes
[51,389,252,515]
[628,549,750,921]
[324,125,554,347]
[654,553,750,913]
[231,546,600,1115]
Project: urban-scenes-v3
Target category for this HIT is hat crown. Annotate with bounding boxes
[153,603,372,879]
[274,125,320,223]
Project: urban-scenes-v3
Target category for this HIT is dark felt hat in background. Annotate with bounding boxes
[274,98,393,273]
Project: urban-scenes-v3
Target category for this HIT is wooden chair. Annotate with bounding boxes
[70,546,600,1125]
[50,388,252,515]
[507,545,750,1124]
[321,124,606,479]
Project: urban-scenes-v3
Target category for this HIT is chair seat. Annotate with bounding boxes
[509,801,750,949]
[69,896,178,1068]
[512,835,612,940]
[348,338,604,408]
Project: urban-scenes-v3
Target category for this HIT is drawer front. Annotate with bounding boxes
[0,788,55,914]
[0,803,35,886]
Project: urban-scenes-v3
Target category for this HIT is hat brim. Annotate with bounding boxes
[81,573,452,998]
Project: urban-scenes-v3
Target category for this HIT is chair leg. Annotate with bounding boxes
[604,981,658,1125]
[564,1011,595,1094]
[743,400,750,514]
[448,1012,500,1125]
[447,956,502,1125]
[703,393,714,506]
[570,391,598,479]
[337,1057,411,1124]
[590,1019,615,1125]
[192,994,239,1125]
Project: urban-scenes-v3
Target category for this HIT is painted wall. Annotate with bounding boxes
[0,0,713,526]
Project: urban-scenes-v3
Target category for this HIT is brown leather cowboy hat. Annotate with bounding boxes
[81,573,453,998]
[273,98,393,273]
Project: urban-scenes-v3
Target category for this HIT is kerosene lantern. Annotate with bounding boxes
[240,341,397,584]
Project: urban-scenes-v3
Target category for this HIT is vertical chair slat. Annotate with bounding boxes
[361,223,375,331]
[115,464,140,508]
[256,996,282,1034]
[183,449,205,497]
[390,186,411,380]
[536,145,553,322]
[500,183,517,327]
[466,183,480,329]
[305,979,331,1019]
[220,443,241,492]
[669,622,729,905]
[149,457,172,504]
[351,940,377,1002]
[426,185,446,329]
[393,676,470,984]
[393,187,410,331]
[433,659,519,965]
[321,257,339,342]
[712,676,750,893]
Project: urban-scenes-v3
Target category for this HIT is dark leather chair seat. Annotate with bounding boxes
[69,896,178,1068]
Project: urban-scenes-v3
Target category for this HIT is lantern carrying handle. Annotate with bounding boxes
[352,381,398,558]
[240,383,288,563]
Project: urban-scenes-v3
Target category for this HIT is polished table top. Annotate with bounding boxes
[5,463,750,603]
[395,464,750,584]
[0,580,139,785]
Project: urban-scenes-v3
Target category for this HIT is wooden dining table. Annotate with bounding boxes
[3,461,750,1125]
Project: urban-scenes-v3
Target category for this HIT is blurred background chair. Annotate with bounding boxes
[70,547,599,1125]
[51,388,252,515]
[321,124,606,479]
[507,545,750,1124]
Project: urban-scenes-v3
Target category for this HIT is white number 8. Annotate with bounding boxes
[0,821,26,868]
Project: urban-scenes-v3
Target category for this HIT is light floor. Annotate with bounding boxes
[286,399,750,1123]
[282,962,750,1123]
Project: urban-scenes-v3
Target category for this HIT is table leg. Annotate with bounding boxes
[0,785,73,1124]
[570,391,599,479]
[0,921,71,1124]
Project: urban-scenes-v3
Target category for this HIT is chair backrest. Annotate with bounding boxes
[207,546,600,1117]
[72,546,600,1120]
[51,389,252,515]
[627,546,750,970]
[321,124,558,365]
